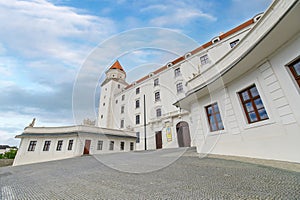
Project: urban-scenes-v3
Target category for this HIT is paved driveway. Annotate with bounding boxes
[0,148,299,199]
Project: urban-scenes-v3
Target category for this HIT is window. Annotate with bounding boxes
[130,142,134,151]
[101,115,103,119]
[230,39,239,48]
[136,132,140,143]
[56,140,63,151]
[68,140,73,150]
[116,100,118,104]
[28,141,37,151]
[120,119,124,128]
[43,141,51,151]
[154,78,159,86]
[103,103,105,106]
[239,85,269,123]
[174,68,181,77]
[109,141,114,150]
[135,99,140,108]
[155,91,160,102]
[118,84,120,89]
[156,108,162,117]
[122,95,125,101]
[200,54,209,65]
[136,115,140,125]
[287,57,300,88]
[97,140,103,150]
[121,105,125,114]
[120,142,125,151]
[136,87,140,94]
[176,82,183,93]
[205,103,224,132]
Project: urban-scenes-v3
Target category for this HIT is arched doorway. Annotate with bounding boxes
[176,121,191,147]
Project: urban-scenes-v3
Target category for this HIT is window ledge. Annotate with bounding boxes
[243,119,275,130]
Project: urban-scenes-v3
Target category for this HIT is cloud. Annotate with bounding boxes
[0,0,116,66]
[141,1,216,27]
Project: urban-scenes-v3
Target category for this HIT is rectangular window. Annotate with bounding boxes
[68,140,73,150]
[200,54,209,65]
[230,39,239,48]
[121,105,124,114]
[154,78,159,86]
[136,87,140,94]
[28,141,37,151]
[135,99,140,108]
[43,141,51,151]
[176,82,183,93]
[155,91,160,102]
[174,68,181,77]
[205,103,224,132]
[120,119,124,128]
[97,140,103,150]
[239,85,269,123]
[136,132,140,143]
[136,115,140,125]
[156,108,162,117]
[120,141,125,151]
[56,140,63,151]
[287,57,300,88]
[109,141,114,150]
[130,142,134,151]
[122,95,125,101]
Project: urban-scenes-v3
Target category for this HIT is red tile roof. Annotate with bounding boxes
[124,17,256,90]
[109,60,125,72]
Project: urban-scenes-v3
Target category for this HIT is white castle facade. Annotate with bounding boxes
[14,0,300,166]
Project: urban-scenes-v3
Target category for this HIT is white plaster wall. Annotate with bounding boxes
[189,36,300,162]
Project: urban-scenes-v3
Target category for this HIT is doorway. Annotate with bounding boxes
[176,121,191,147]
[83,140,91,155]
[155,131,162,149]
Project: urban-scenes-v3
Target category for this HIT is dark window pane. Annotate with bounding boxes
[249,112,258,122]
[254,99,263,109]
[241,91,250,101]
[245,102,254,112]
[258,108,268,120]
[207,106,212,114]
[294,62,300,75]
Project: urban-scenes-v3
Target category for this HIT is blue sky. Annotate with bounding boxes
[0,0,272,146]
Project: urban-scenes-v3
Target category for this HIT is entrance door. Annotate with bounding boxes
[176,122,191,147]
[83,140,91,155]
[155,131,162,149]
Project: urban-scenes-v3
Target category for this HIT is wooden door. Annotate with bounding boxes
[155,131,162,149]
[83,140,91,155]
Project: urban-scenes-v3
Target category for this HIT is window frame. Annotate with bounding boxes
[109,141,114,150]
[174,68,181,77]
[200,54,209,65]
[156,108,162,117]
[130,142,134,151]
[287,57,300,88]
[205,102,224,132]
[120,119,124,128]
[67,139,73,151]
[238,84,269,124]
[43,140,51,151]
[136,132,140,143]
[120,141,125,151]
[136,87,140,94]
[135,115,140,125]
[56,140,63,151]
[135,99,140,108]
[154,91,160,102]
[154,78,159,86]
[230,39,240,48]
[121,105,125,114]
[28,141,37,152]
[97,140,103,150]
[176,82,183,93]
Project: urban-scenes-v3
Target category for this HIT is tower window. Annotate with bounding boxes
[156,108,162,117]
[122,95,125,101]
[136,132,140,143]
[56,140,63,151]
[176,82,183,93]
[121,105,125,114]
[43,141,51,151]
[120,119,124,128]
[28,141,37,151]
[230,39,239,48]
[136,115,140,125]
[136,87,140,94]
[68,140,73,151]
[155,92,160,102]
[135,99,140,108]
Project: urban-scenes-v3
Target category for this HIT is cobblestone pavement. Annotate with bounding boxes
[0,148,299,199]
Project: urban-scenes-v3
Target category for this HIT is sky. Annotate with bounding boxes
[0,0,272,146]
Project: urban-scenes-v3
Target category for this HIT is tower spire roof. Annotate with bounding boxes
[109,60,125,72]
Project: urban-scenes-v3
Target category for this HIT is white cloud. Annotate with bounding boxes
[141,2,216,27]
[0,0,116,66]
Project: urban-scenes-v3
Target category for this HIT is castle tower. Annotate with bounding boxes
[98,60,128,128]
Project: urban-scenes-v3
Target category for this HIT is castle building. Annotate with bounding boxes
[13,0,300,166]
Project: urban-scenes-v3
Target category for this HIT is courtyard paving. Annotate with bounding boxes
[0,148,299,199]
